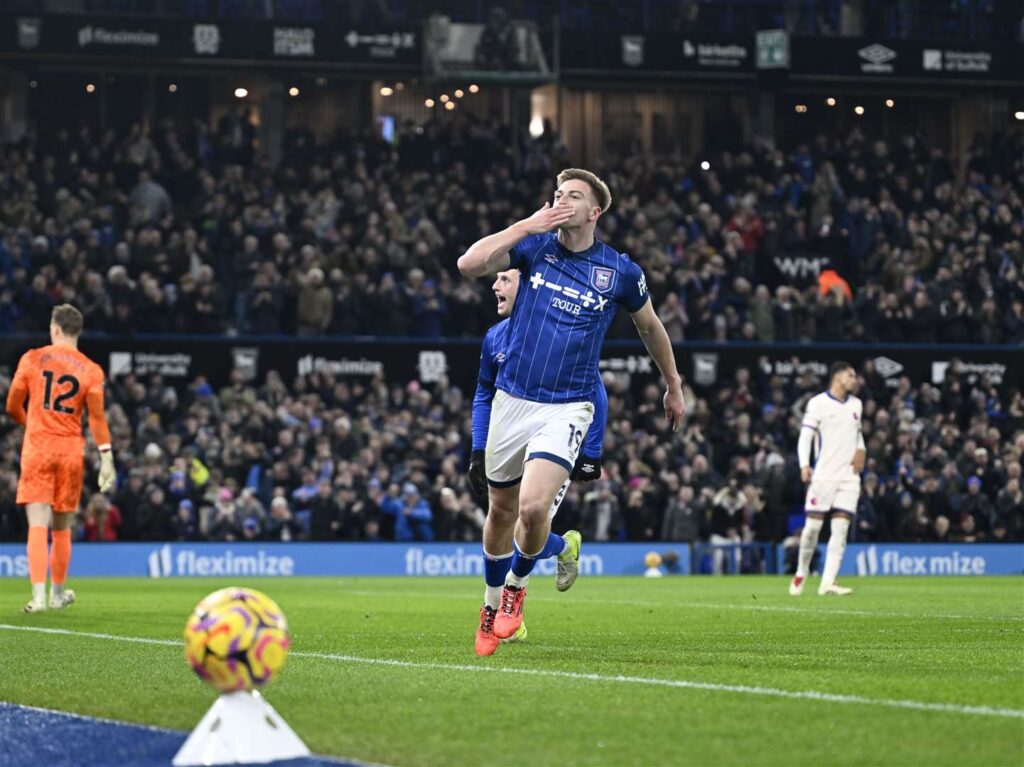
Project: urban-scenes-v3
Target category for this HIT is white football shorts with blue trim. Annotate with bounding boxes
[485,390,593,488]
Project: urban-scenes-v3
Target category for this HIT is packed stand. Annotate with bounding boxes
[0,356,1019,549]
[0,117,1022,344]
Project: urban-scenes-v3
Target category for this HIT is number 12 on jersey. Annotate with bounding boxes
[41,370,80,414]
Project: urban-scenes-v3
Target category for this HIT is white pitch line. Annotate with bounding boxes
[1,623,1020,721]
[0,623,178,646]
[341,588,1024,623]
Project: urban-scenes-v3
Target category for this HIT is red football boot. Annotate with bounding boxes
[493,585,527,639]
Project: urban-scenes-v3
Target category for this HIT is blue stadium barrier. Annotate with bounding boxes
[777,543,1024,576]
[2,542,1016,578]
[691,542,776,574]
[0,542,691,578]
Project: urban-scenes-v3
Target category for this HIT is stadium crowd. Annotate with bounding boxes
[0,116,1022,344]
[0,111,1021,550]
[0,355,1019,547]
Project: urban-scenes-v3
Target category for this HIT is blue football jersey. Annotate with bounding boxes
[472,317,609,456]
[471,320,510,450]
[496,232,649,403]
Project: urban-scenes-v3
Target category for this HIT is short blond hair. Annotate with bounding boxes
[557,168,612,213]
[51,304,84,337]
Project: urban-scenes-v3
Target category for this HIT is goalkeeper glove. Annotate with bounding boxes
[98,448,116,493]
[571,454,602,482]
[467,450,487,501]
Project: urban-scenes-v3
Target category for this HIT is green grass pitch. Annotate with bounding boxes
[0,576,1021,766]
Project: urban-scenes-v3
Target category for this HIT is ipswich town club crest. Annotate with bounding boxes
[590,266,616,293]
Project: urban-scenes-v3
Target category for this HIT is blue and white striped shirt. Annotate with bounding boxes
[472,318,608,456]
[496,232,649,404]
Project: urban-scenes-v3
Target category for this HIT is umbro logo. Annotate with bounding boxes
[858,43,896,64]
[874,356,903,378]
[543,253,558,264]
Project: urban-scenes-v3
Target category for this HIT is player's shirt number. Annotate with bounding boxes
[568,423,584,452]
[41,370,80,414]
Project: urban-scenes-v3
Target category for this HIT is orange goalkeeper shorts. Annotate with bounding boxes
[16,450,85,513]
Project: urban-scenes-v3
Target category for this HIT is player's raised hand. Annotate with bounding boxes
[521,202,574,235]
[98,451,116,493]
[663,386,685,432]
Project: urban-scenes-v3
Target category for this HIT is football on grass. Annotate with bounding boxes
[184,587,291,692]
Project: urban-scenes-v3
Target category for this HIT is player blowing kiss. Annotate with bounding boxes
[458,168,684,640]
[791,361,864,596]
[6,304,116,612]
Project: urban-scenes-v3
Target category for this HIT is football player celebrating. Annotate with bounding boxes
[468,267,607,656]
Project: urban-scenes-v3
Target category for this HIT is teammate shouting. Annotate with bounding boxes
[468,267,607,655]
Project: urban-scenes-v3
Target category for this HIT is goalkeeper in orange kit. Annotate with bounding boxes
[6,304,116,612]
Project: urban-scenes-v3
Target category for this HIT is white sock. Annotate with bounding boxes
[32,583,45,602]
[821,516,851,589]
[51,583,65,599]
[796,517,824,578]
[505,572,529,589]
[484,586,502,611]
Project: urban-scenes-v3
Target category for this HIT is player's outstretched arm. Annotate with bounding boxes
[457,202,573,278]
[630,300,684,432]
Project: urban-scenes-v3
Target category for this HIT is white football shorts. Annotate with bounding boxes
[485,390,594,488]
[805,478,860,515]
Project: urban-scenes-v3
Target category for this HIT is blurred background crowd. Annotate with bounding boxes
[0,21,1022,549]
[1,118,1022,344]
[0,354,1019,546]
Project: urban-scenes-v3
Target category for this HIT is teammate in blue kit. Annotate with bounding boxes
[458,168,684,641]
[468,268,608,656]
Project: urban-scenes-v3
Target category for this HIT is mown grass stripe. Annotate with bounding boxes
[2,623,1019,721]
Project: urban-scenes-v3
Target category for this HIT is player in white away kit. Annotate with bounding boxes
[458,168,684,640]
[791,361,865,596]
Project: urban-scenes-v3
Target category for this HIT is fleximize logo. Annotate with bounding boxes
[147,544,295,578]
[855,545,986,576]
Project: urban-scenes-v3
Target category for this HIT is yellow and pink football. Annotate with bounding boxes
[184,587,290,692]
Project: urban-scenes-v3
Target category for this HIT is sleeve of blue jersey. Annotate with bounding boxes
[508,233,543,271]
[471,329,498,451]
[619,256,651,313]
[583,375,609,458]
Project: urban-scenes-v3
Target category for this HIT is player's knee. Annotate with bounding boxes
[517,498,549,528]
[489,493,520,518]
[487,501,520,532]
[487,493,518,521]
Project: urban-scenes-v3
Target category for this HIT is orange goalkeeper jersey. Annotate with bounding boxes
[6,344,110,454]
